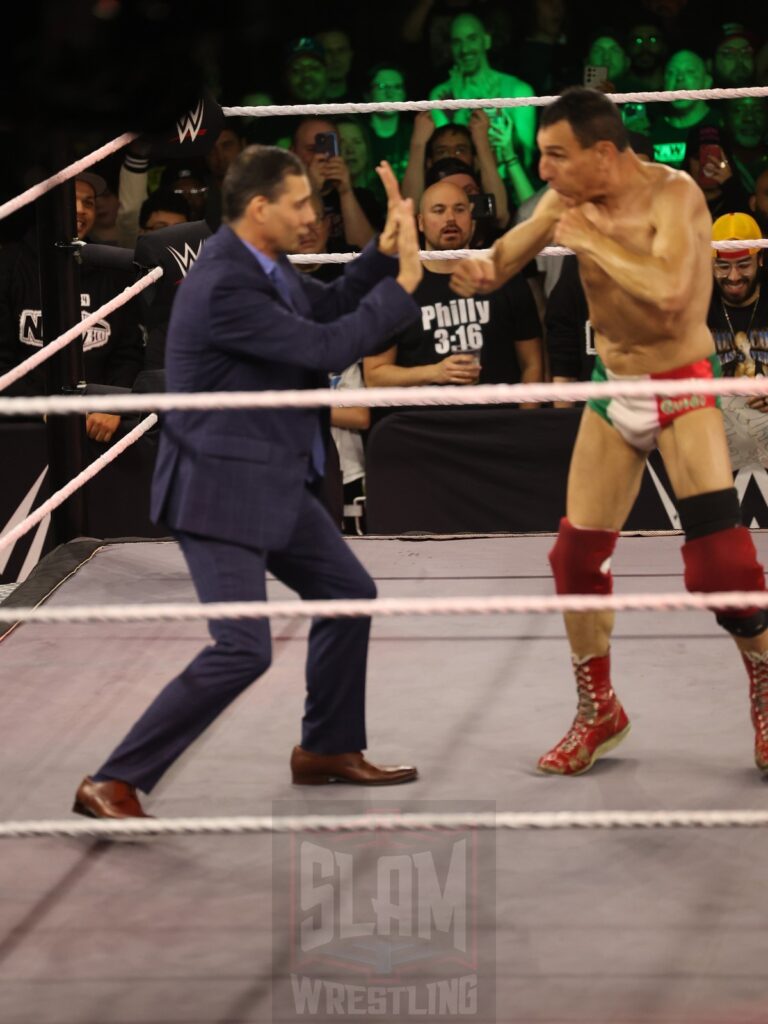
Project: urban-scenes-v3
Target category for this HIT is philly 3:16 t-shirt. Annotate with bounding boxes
[393,268,541,384]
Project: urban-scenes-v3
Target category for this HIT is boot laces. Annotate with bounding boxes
[750,656,768,737]
[559,665,600,753]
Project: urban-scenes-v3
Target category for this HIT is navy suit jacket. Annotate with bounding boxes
[150,225,419,550]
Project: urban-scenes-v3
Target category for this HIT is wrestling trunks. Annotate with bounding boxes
[587,354,721,452]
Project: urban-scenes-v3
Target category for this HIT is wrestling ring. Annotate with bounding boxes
[2,84,768,1023]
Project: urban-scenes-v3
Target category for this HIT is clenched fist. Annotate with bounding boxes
[450,257,498,296]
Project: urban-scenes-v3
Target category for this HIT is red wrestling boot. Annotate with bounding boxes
[742,650,768,774]
[537,653,630,775]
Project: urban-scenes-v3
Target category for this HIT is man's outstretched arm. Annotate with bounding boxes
[450,189,562,296]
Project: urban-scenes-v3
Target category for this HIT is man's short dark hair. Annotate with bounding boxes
[427,123,475,161]
[540,86,629,151]
[140,189,191,228]
[222,145,305,221]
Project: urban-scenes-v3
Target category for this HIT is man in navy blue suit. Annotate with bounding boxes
[74,146,423,818]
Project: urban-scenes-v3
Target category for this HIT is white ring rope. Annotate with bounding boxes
[288,240,768,265]
[0,375,767,418]
[1,235,754,393]
[2,590,768,626]
[224,84,768,119]
[2,808,768,840]
[0,414,157,555]
[0,267,163,393]
[0,240,755,394]
[0,133,137,222]
[1,86,764,227]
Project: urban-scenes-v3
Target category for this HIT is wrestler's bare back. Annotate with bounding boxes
[476,161,715,376]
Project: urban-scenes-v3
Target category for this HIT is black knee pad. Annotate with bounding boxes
[677,487,741,540]
[679,489,767,638]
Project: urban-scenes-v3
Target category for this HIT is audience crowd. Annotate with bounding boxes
[2,0,768,528]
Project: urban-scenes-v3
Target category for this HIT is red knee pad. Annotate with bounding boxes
[549,518,619,595]
[682,526,766,595]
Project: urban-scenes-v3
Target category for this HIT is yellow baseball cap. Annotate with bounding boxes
[711,211,762,259]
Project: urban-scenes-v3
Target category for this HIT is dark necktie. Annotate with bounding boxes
[269,264,294,310]
[269,263,326,481]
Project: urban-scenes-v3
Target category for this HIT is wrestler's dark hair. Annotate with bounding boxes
[540,86,629,151]
[222,145,305,221]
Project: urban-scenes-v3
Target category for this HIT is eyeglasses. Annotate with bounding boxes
[173,186,208,196]
[713,257,754,274]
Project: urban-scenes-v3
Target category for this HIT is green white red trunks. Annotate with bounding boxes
[587,354,721,452]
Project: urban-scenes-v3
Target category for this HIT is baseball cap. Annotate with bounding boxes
[711,211,763,259]
[158,162,208,191]
[716,24,757,52]
[76,171,107,196]
[286,36,325,66]
[425,158,482,189]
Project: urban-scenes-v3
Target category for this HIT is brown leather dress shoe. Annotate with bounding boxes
[290,746,418,786]
[73,777,151,818]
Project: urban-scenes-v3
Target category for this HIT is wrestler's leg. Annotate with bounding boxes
[658,408,768,655]
[561,406,647,657]
[658,408,768,770]
[539,407,646,775]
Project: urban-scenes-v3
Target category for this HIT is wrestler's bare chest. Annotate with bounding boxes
[570,192,713,373]
[576,200,661,341]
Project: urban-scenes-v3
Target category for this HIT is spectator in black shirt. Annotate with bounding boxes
[751,167,768,234]
[364,181,542,394]
[316,29,355,102]
[545,255,594,407]
[708,212,768,468]
[708,212,768,378]
[366,65,412,182]
[290,117,379,250]
[686,123,752,221]
[0,171,143,442]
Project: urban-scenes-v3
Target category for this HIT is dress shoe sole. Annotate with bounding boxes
[537,723,631,777]
[292,773,418,786]
[72,801,98,819]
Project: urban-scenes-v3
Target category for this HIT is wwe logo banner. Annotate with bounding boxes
[167,241,205,279]
[145,91,225,160]
[176,98,206,144]
[271,801,496,1022]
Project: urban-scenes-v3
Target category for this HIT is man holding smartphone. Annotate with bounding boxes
[291,117,378,250]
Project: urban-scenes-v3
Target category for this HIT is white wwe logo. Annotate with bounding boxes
[167,242,204,278]
[176,99,205,143]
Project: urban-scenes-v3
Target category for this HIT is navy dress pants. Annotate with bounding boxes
[97,487,376,792]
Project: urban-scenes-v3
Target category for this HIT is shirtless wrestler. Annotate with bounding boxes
[451,87,768,776]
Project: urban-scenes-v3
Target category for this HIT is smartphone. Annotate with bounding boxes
[469,193,497,221]
[313,131,340,157]
[583,65,609,88]
[697,143,724,186]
